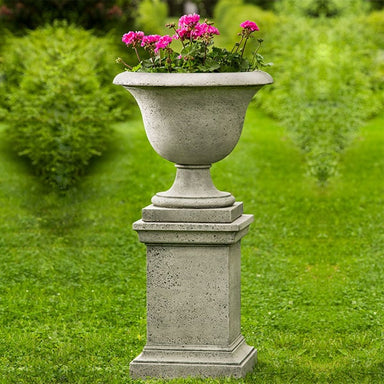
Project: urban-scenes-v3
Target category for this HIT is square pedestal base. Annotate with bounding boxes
[131,206,256,379]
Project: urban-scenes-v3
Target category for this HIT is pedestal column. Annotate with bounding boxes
[129,202,256,379]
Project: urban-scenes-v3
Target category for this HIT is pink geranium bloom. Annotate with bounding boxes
[193,23,220,38]
[206,24,220,36]
[174,27,191,41]
[175,23,220,41]
[141,34,162,48]
[178,13,200,28]
[122,31,144,46]
[240,20,259,32]
[154,35,173,53]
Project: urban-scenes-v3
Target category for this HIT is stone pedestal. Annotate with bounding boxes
[130,203,256,379]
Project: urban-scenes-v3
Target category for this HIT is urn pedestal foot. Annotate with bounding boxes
[151,165,236,208]
[130,204,256,379]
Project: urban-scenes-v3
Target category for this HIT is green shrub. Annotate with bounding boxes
[2,23,117,189]
[276,0,369,17]
[367,9,384,42]
[256,1,383,184]
[0,30,7,121]
[243,0,277,10]
[366,10,384,110]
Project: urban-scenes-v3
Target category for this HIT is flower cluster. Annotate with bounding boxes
[154,35,173,54]
[173,13,220,42]
[240,20,259,32]
[178,13,200,28]
[117,13,270,73]
[122,31,144,46]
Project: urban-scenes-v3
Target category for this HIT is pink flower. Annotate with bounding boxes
[141,34,162,48]
[206,24,220,36]
[240,20,259,32]
[178,13,200,28]
[154,35,173,53]
[174,23,220,41]
[122,31,144,46]
[193,23,220,38]
[173,27,191,41]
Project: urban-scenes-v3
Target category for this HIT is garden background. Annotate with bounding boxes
[0,0,384,382]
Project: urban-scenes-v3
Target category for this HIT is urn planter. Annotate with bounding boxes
[113,71,273,379]
[113,71,273,208]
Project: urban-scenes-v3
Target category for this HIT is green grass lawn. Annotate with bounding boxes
[0,107,383,383]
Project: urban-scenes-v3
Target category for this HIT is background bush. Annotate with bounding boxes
[369,0,384,9]
[243,0,278,9]
[367,9,384,108]
[2,23,119,189]
[0,0,137,33]
[255,0,384,184]
[277,0,370,16]
[135,0,169,35]
[367,10,384,106]
[0,30,6,121]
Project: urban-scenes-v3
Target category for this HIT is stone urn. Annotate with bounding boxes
[113,71,273,208]
[113,71,273,379]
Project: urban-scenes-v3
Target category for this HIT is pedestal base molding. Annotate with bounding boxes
[130,335,257,379]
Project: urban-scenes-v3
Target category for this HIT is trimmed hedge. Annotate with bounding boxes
[2,23,117,189]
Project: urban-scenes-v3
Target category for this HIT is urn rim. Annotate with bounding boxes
[113,70,273,87]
